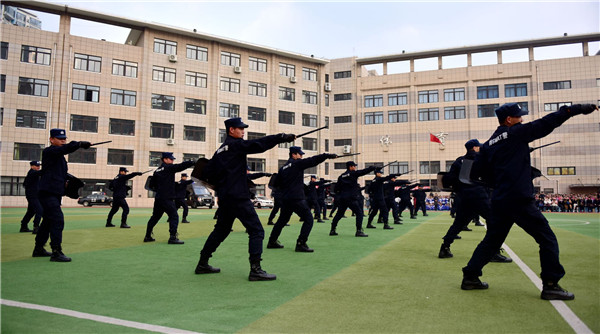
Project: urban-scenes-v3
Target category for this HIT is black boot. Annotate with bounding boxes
[329,229,338,236]
[438,244,453,258]
[120,223,131,228]
[267,221,275,225]
[32,245,51,257]
[490,249,512,263]
[355,230,368,237]
[383,224,394,230]
[541,281,574,300]
[182,219,190,224]
[249,259,276,281]
[366,223,376,229]
[295,239,314,253]
[462,226,472,231]
[20,224,33,233]
[461,276,488,290]
[267,240,284,249]
[195,256,220,274]
[106,222,116,227]
[168,234,184,244]
[50,247,72,262]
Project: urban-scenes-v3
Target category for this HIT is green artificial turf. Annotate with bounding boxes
[1,207,598,333]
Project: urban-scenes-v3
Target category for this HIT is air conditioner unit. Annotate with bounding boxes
[343,145,352,154]
[234,66,242,74]
[289,76,297,83]
[166,138,175,145]
[168,54,178,62]
[324,83,331,91]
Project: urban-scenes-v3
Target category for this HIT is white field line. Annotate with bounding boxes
[1,299,204,334]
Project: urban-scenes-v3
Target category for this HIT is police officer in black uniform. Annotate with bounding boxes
[174,173,194,224]
[32,128,91,262]
[384,175,409,225]
[412,186,428,217]
[106,167,142,228]
[397,183,417,219]
[267,146,336,252]
[194,117,295,281]
[461,102,597,300]
[21,160,42,233]
[366,169,396,230]
[316,178,330,220]
[438,139,511,263]
[330,161,377,237]
[267,187,281,226]
[306,175,324,222]
[143,152,195,244]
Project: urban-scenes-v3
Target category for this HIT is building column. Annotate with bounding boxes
[497,50,502,64]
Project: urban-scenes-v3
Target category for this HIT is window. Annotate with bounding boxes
[13,143,44,161]
[302,114,318,127]
[18,77,49,97]
[334,93,352,101]
[365,111,384,124]
[418,90,438,103]
[0,74,4,92]
[279,63,295,77]
[247,132,266,140]
[152,66,176,83]
[279,111,295,125]
[219,129,227,143]
[302,67,317,81]
[334,71,351,79]
[110,89,136,106]
[185,71,207,87]
[149,151,162,167]
[418,108,439,121]
[74,53,101,72]
[443,88,465,101]
[220,77,240,93]
[112,59,138,78]
[477,104,499,118]
[477,85,499,99]
[334,139,352,146]
[324,162,329,175]
[364,95,383,108]
[69,148,96,164]
[547,167,576,175]
[16,110,46,129]
[0,108,3,126]
[153,38,177,55]
[325,94,329,107]
[302,138,317,151]
[389,110,408,123]
[70,115,98,133]
[72,84,100,102]
[389,162,409,175]
[334,163,347,170]
[302,90,317,104]
[183,153,204,162]
[1,42,7,60]
[444,106,466,120]
[109,118,135,136]
[543,80,571,90]
[544,102,572,112]
[388,93,408,106]
[106,148,133,166]
[150,122,174,139]
[249,56,267,72]
[248,106,266,121]
[21,45,51,65]
[1,176,26,196]
[185,98,206,114]
[249,81,267,97]
[445,160,454,172]
[505,83,527,97]
[279,142,292,149]
[151,94,175,111]
[419,161,440,174]
[305,166,317,175]
[279,87,295,101]
[325,139,329,151]
[220,51,241,67]
[183,125,206,141]
[248,158,265,172]
[219,103,239,118]
[517,102,529,112]
[334,115,352,123]
[186,44,207,61]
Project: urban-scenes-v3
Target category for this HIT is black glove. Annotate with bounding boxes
[569,104,597,115]
[326,154,338,159]
[280,133,296,142]
[79,141,91,149]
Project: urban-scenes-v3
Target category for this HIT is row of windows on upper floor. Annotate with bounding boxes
[0,41,320,81]
[343,82,571,107]
[7,75,320,105]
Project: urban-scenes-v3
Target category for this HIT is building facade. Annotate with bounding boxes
[1,1,599,207]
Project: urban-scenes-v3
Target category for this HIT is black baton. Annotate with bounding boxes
[90,140,112,146]
[530,141,560,152]
[296,125,329,138]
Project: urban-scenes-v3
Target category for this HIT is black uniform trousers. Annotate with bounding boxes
[174,198,189,220]
[443,195,490,245]
[398,197,414,217]
[463,199,565,283]
[367,198,388,224]
[21,196,43,227]
[331,196,364,231]
[35,192,64,249]
[107,197,129,225]
[385,197,400,221]
[318,197,327,218]
[307,197,320,219]
[269,199,314,243]
[268,197,282,223]
[201,198,264,262]
[413,199,427,215]
[145,198,179,236]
